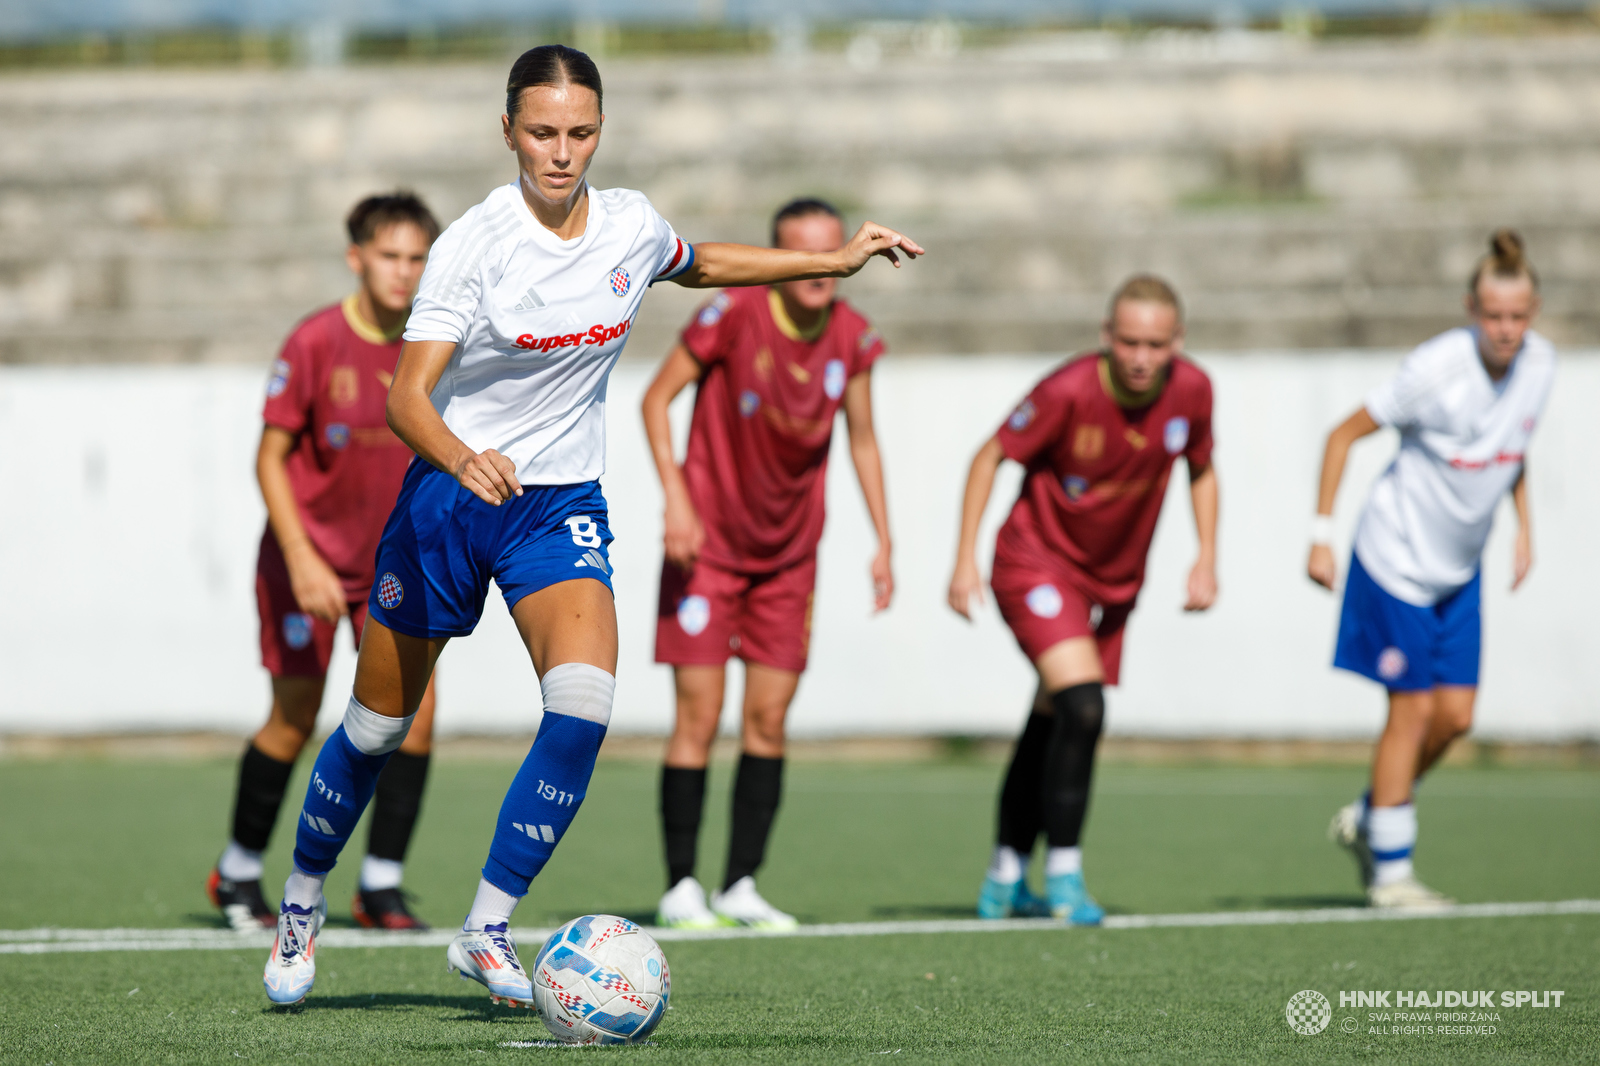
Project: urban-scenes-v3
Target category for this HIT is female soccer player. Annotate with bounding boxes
[643,198,893,932]
[947,276,1217,925]
[210,193,441,934]
[261,45,922,1007]
[1314,230,1552,909]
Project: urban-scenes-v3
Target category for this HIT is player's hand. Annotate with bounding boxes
[663,496,705,569]
[284,541,348,625]
[454,448,522,506]
[1184,560,1217,612]
[1512,527,1533,590]
[1307,544,1337,591]
[869,546,894,613]
[947,557,985,620]
[836,221,925,275]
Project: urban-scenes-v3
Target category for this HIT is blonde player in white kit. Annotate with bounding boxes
[1309,230,1553,910]
[260,44,923,1008]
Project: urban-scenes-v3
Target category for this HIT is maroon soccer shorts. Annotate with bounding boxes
[654,555,817,674]
[256,531,368,678]
[990,555,1133,685]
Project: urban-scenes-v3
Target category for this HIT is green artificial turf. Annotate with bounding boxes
[1,757,1597,1063]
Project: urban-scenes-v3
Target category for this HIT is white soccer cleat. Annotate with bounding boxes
[1328,801,1375,888]
[1368,876,1454,911]
[262,897,326,1005]
[710,876,798,931]
[656,876,724,929]
[447,922,536,1009]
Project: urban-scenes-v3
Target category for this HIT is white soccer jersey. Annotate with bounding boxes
[404,181,694,484]
[1353,326,1555,606]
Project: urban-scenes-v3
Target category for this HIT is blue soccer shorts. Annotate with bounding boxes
[1333,551,1480,692]
[368,461,614,639]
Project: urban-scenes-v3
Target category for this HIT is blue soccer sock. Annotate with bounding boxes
[480,663,614,897]
[291,697,415,877]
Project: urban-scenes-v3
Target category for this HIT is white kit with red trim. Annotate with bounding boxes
[405,181,694,484]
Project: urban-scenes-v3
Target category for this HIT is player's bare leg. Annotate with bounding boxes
[707,663,801,930]
[1415,686,1475,778]
[255,677,326,761]
[656,666,727,927]
[1359,690,1454,909]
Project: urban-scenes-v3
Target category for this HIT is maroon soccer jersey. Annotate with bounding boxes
[994,352,1214,605]
[261,296,416,597]
[680,286,885,573]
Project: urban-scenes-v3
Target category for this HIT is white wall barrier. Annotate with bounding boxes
[1,352,1595,740]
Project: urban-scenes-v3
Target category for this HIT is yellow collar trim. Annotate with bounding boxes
[342,293,406,344]
[1099,354,1167,409]
[768,288,830,343]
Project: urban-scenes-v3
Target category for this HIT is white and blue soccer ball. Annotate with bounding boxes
[531,915,670,1045]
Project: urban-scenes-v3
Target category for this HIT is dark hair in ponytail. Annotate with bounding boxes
[1470,228,1539,297]
[506,45,602,121]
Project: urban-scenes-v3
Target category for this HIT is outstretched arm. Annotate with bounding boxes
[1511,465,1533,590]
[1307,407,1381,590]
[673,222,924,289]
[947,437,1006,620]
[642,344,707,569]
[1185,463,1218,611]
[387,339,522,507]
[842,369,893,613]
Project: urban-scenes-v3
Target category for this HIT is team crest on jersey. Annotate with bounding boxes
[266,358,291,399]
[857,327,880,353]
[1008,401,1036,432]
[677,595,711,637]
[823,359,847,400]
[698,292,730,327]
[1164,416,1190,455]
[1377,646,1408,681]
[1025,584,1064,619]
[329,366,359,407]
[739,390,761,418]
[1062,475,1089,500]
[324,423,350,450]
[377,573,404,610]
[609,266,631,297]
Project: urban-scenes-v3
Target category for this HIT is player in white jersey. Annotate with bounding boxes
[260,44,923,1008]
[1308,230,1553,910]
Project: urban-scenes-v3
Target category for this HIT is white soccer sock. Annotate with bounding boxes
[282,867,327,910]
[1045,846,1083,878]
[342,695,415,755]
[986,845,1025,885]
[359,855,404,892]
[464,877,522,931]
[1367,803,1417,887]
[218,841,264,882]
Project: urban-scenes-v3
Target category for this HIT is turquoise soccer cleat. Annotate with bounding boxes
[977,876,1016,919]
[1011,879,1054,918]
[1046,872,1105,926]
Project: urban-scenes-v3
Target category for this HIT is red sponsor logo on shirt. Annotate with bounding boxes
[513,318,633,353]
[1449,452,1524,470]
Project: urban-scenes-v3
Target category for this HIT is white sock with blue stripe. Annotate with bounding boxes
[1367,803,1417,886]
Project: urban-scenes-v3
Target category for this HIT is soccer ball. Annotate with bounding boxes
[530,915,670,1045]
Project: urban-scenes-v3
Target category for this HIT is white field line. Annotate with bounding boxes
[2,900,1597,956]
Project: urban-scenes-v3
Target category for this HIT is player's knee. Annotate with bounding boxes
[1439,701,1474,737]
[743,700,789,749]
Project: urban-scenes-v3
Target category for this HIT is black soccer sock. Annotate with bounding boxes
[1041,683,1105,849]
[367,751,431,863]
[231,743,296,853]
[660,766,708,890]
[997,712,1054,853]
[724,753,784,891]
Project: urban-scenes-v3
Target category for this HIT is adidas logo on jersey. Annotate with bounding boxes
[512,287,546,311]
[573,549,610,574]
[514,318,632,353]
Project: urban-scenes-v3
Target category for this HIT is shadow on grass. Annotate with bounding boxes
[869,904,977,919]
[269,992,530,1022]
[1212,894,1366,910]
